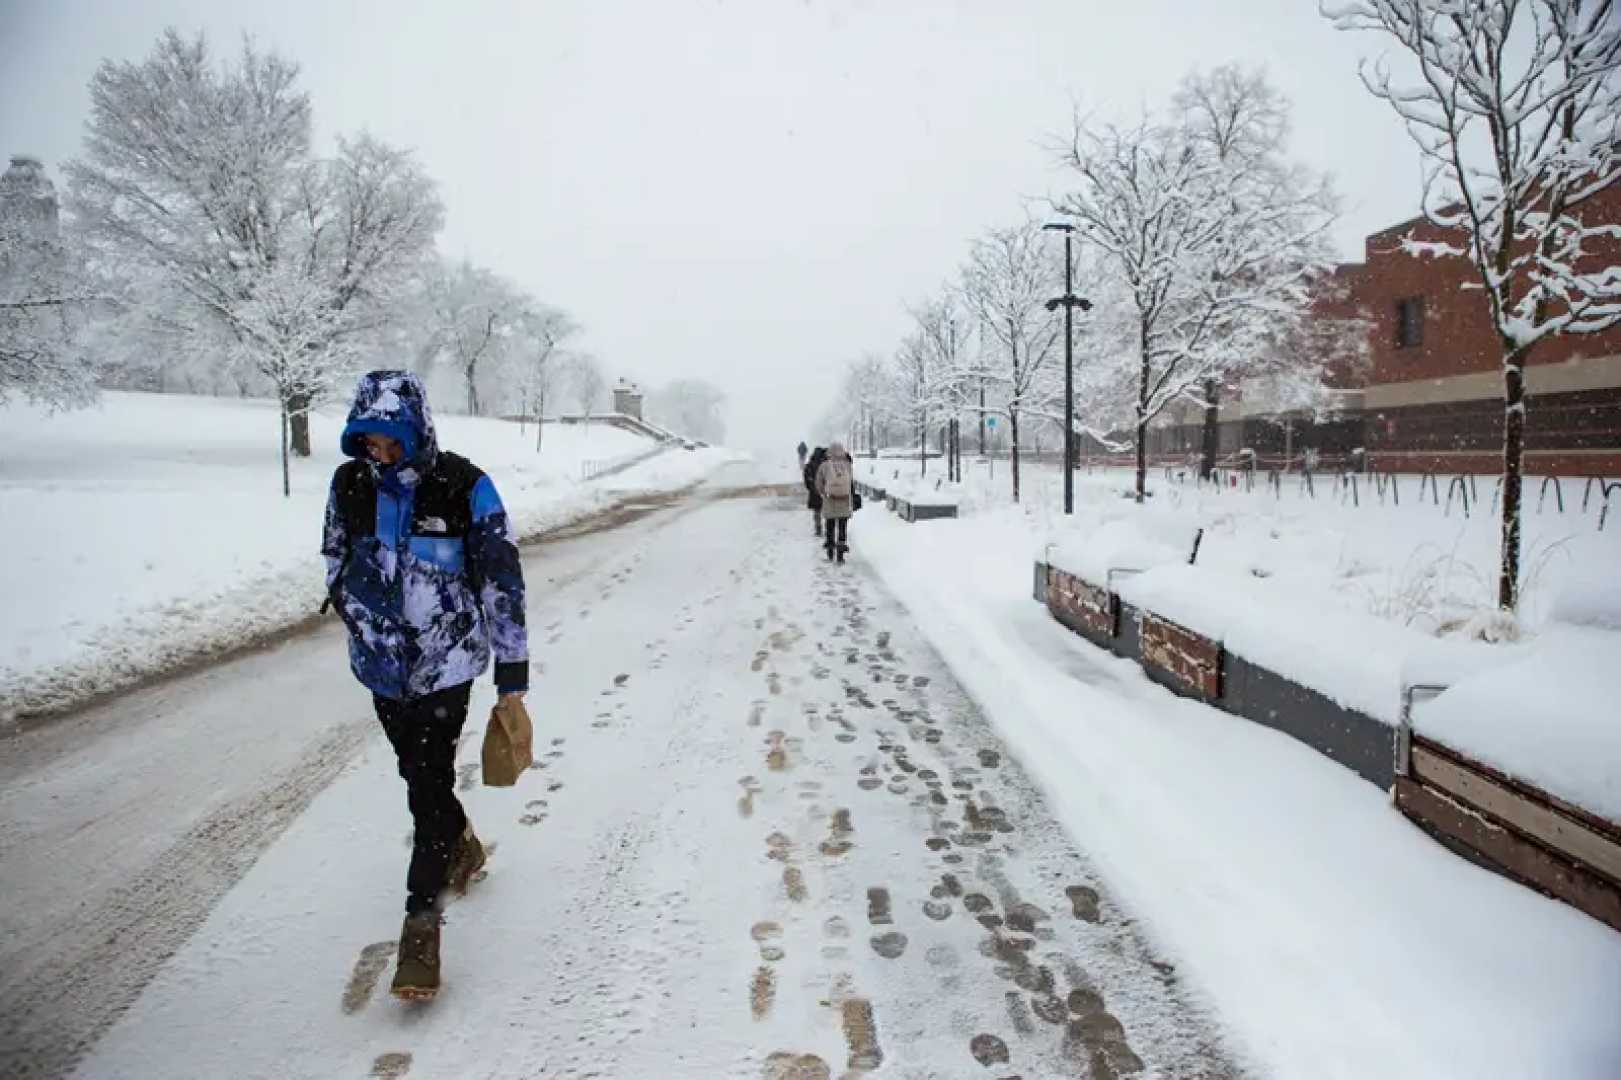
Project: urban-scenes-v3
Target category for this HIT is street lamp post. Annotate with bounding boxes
[1043,221,1092,515]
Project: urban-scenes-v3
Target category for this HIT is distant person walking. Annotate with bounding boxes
[816,441,855,563]
[321,370,531,1001]
[796,441,808,469]
[803,445,828,538]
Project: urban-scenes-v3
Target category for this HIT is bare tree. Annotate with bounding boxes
[913,291,974,475]
[66,31,442,488]
[1055,82,1337,501]
[818,353,894,454]
[1323,0,1621,611]
[517,306,576,451]
[0,157,101,409]
[961,219,1065,501]
[569,353,606,430]
[427,259,526,417]
[646,378,727,444]
[1172,65,1324,478]
[849,352,892,454]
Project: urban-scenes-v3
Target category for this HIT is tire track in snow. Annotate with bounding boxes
[0,713,372,1080]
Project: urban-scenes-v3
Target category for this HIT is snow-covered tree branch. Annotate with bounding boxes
[1323,0,1621,610]
[960,218,1064,500]
[1,158,102,410]
[1053,66,1338,500]
[65,30,443,492]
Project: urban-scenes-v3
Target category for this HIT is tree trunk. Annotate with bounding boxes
[919,413,927,476]
[465,363,480,416]
[1498,351,1527,610]
[536,390,546,452]
[1010,408,1022,504]
[279,399,291,499]
[979,381,987,456]
[1199,378,1219,481]
[287,390,313,458]
[1135,416,1148,504]
[1135,331,1151,503]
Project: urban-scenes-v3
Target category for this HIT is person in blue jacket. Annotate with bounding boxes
[321,370,528,998]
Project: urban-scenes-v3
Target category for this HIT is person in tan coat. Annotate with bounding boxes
[815,442,855,563]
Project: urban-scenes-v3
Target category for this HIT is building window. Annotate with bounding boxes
[1396,296,1424,349]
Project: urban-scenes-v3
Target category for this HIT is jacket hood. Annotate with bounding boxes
[827,442,850,460]
[340,370,439,471]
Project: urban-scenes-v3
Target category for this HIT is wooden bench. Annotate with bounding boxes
[1396,735,1621,932]
[891,497,958,522]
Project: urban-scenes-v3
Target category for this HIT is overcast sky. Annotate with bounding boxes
[1,0,1426,451]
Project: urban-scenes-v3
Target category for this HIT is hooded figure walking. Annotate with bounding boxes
[816,442,855,562]
[322,370,530,1000]
[803,445,828,538]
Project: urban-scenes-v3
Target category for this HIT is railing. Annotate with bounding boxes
[1396,683,1451,779]
[1537,475,1564,515]
[1337,472,1360,508]
[1444,475,1472,518]
[1057,459,1618,528]
[1374,471,1400,506]
[581,445,667,482]
[1601,482,1621,532]
[1419,471,1441,506]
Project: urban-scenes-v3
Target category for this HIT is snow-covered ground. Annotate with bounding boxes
[860,455,1621,816]
[862,456,1621,637]
[14,467,1243,1080]
[0,391,735,720]
[5,456,1617,1080]
[855,503,1621,1080]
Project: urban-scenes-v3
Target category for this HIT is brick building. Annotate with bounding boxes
[1137,188,1621,477]
[1358,187,1621,476]
[1140,262,1371,470]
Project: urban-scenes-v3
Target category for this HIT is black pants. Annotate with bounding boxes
[811,507,822,535]
[824,516,848,549]
[375,681,473,914]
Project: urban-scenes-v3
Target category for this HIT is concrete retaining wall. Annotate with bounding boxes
[1037,562,1391,788]
[1035,558,1621,932]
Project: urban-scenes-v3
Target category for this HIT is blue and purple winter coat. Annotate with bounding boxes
[322,371,529,700]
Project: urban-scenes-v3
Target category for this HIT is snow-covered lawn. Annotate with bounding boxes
[860,455,1621,813]
[867,456,1621,637]
[0,391,736,720]
[856,504,1621,1080]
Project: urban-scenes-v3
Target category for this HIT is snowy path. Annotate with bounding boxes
[0,490,691,1079]
[12,465,1246,1079]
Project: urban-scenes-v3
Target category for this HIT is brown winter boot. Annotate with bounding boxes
[390,912,441,1000]
[444,823,487,896]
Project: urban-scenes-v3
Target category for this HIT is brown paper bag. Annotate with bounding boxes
[482,696,533,787]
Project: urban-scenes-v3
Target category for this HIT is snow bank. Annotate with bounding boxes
[1031,483,1621,819]
[1418,626,1621,822]
[1118,564,1501,725]
[0,392,735,720]
[859,504,1621,1080]
[1019,463,1618,724]
[1549,559,1621,632]
[979,462,1621,638]
[857,461,963,506]
[1047,515,1192,584]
